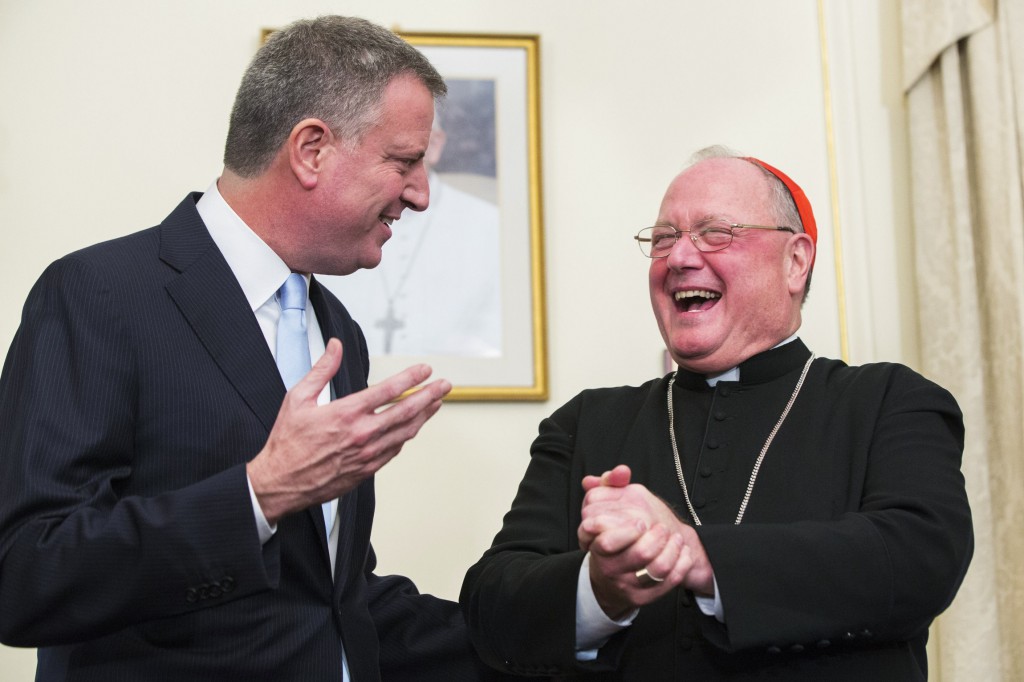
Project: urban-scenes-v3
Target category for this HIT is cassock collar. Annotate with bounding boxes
[672,338,813,390]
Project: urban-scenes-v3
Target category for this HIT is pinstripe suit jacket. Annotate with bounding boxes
[0,194,484,681]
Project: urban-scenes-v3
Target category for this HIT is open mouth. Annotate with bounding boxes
[378,216,397,241]
[674,289,721,312]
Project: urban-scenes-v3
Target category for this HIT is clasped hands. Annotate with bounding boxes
[248,338,451,525]
[578,465,714,620]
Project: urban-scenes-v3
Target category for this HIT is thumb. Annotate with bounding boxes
[601,465,632,488]
[291,337,343,401]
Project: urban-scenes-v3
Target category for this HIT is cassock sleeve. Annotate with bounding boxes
[461,395,629,676]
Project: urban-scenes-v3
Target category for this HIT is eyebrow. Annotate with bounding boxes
[384,149,426,161]
[654,214,723,229]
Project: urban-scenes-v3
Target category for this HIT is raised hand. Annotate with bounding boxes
[248,338,451,524]
[578,465,714,618]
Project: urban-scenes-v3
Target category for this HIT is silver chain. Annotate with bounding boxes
[667,354,814,526]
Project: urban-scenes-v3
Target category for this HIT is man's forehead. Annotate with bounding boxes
[659,158,770,219]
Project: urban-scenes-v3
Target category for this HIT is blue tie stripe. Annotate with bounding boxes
[275,273,335,538]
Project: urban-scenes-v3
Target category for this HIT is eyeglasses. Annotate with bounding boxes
[634,220,796,258]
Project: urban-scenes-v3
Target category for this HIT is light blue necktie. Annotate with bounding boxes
[276,273,335,538]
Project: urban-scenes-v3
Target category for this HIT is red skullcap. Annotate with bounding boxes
[743,157,817,253]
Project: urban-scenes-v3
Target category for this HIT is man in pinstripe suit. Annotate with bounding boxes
[0,16,493,681]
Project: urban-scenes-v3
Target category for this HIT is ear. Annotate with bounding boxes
[786,233,815,296]
[287,118,335,190]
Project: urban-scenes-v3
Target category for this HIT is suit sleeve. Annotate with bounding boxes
[367,562,510,681]
[0,257,279,646]
[696,368,973,652]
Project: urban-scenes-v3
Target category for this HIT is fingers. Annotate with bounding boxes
[585,520,701,617]
[581,464,632,492]
[375,377,452,419]
[601,465,632,488]
[638,533,689,587]
[582,482,683,539]
[354,362,441,412]
[288,337,344,402]
[584,515,692,584]
[584,517,648,556]
[316,347,451,430]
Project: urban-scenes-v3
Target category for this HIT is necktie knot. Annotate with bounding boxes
[279,273,307,311]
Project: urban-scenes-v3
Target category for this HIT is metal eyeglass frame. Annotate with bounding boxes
[634,221,796,257]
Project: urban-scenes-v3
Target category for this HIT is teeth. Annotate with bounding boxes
[675,290,720,301]
[381,217,395,226]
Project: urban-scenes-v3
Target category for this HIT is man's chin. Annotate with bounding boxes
[327,251,383,276]
[361,251,384,270]
[668,340,730,375]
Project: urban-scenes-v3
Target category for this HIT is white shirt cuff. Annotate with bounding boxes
[694,575,725,622]
[247,474,277,544]
[575,553,638,660]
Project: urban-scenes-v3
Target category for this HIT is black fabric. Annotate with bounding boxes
[461,340,973,680]
[0,195,491,681]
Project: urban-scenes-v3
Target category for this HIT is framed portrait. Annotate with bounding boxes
[317,31,548,401]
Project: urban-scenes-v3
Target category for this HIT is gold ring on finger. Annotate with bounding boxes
[635,567,665,585]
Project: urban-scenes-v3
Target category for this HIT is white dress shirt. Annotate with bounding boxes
[196,182,348,676]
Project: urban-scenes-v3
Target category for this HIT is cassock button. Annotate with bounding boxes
[693,496,707,509]
[706,440,719,450]
[816,639,831,649]
[766,646,781,655]
[714,410,727,421]
[719,387,731,397]
[789,644,804,653]
[700,465,713,477]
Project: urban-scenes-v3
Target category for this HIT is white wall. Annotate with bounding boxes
[0,1,910,677]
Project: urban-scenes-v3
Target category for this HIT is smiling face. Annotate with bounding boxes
[649,157,813,374]
[300,73,436,275]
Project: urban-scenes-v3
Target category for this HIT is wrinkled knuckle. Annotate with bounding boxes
[348,423,378,449]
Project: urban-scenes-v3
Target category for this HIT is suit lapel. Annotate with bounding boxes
[160,197,363,585]
[310,277,370,587]
[159,194,285,433]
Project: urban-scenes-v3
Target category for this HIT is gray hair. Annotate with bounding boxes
[223,16,447,177]
[689,145,814,300]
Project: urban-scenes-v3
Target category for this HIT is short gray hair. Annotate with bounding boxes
[689,145,813,300]
[224,16,447,177]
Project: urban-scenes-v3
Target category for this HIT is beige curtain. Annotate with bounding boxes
[902,0,1024,679]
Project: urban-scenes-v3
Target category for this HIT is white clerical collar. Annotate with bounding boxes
[196,180,295,312]
[705,333,800,387]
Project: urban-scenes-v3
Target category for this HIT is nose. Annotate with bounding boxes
[665,231,705,271]
[402,162,430,212]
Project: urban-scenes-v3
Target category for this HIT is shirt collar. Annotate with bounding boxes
[704,332,800,387]
[196,180,295,311]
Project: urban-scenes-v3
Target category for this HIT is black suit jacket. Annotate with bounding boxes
[461,341,973,680]
[0,195,484,681]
